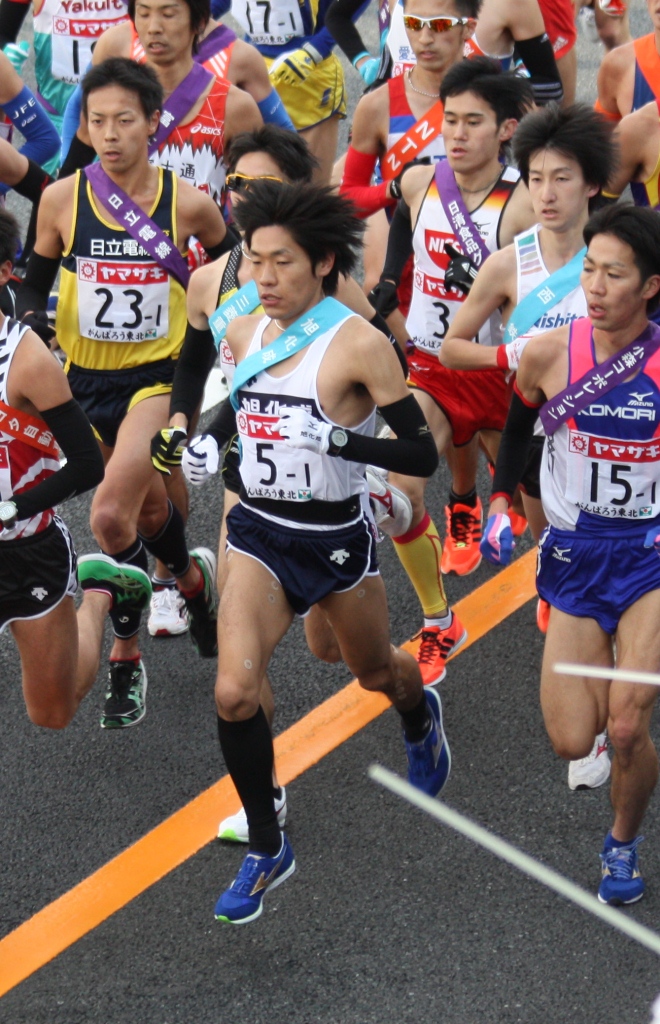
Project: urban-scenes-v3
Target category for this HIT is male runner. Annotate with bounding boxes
[486,204,660,905]
[606,95,660,209]
[369,59,534,688]
[209,180,446,923]
[0,206,152,731]
[442,103,616,790]
[152,124,411,842]
[596,0,660,121]
[62,0,263,208]
[18,58,231,728]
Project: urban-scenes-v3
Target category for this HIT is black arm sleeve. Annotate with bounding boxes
[381,200,413,284]
[16,252,61,316]
[324,0,369,63]
[169,323,217,421]
[205,225,241,262]
[58,134,96,179]
[334,393,438,477]
[369,309,408,378]
[490,390,541,504]
[12,399,104,521]
[205,396,237,448]
[513,34,563,106]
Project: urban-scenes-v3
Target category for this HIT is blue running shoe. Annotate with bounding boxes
[404,687,451,796]
[598,834,645,905]
[215,835,295,924]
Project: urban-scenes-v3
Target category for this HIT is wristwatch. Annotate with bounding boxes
[327,427,349,457]
[0,500,17,530]
[389,177,403,201]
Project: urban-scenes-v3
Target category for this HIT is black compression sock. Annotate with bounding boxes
[217,709,281,855]
[400,694,432,742]
[449,487,477,509]
[103,538,149,639]
[139,500,190,578]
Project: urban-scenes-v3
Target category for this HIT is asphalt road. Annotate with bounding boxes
[3,3,660,1023]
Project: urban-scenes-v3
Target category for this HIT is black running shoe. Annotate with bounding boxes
[183,547,218,657]
[100,659,147,729]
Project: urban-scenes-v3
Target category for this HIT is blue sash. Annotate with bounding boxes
[230,297,352,411]
[504,246,586,343]
[209,281,260,348]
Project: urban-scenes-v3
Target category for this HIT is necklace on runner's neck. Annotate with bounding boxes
[457,172,502,195]
[406,68,438,98]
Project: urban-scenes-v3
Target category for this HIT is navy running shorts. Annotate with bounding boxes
[0,516,77,633]
[536,524,660,634]
[226,503,379,616]
[67,357,176,448]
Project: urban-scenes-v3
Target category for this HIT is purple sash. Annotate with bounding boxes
[84,163,190,290]
[196,23,236,64]
[434,160,491,268]
[539,319,660,434]
[148,61,213,155]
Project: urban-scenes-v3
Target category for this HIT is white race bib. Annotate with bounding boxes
[565,429,660,520]
[232,0,304,46]
[51,12,125,83]
[76,257,170,343]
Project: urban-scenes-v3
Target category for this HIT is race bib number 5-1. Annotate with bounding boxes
[232,0,304,46]
[76,257,170,343]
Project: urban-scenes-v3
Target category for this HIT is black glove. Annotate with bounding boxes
[150,427,188,475]
[368,278,399,317]
[444,243,478,296]
[22,310,56,346]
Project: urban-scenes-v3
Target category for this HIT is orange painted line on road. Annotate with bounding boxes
[0,550,536,998]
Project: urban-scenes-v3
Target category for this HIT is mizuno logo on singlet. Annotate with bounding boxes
[582,405,656,421]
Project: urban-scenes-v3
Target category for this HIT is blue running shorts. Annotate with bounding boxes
[226,503,379,616]
[536,524,660,634]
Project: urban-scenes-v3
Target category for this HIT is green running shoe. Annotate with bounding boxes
[184,547,218,657]
[78,554,152,613]
[100,659,148,729]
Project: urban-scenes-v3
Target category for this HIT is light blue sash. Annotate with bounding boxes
[229,297,352,411]
[209,281,260,349]
[504,246,586,343]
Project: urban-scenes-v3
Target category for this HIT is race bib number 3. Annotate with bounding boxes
[565,430,660,519]
[232,0,304,45]
[76,258,170,343]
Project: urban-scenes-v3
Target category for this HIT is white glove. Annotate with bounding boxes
[181,434,220,486]
[501,336,531,372]
[276,406,331,454]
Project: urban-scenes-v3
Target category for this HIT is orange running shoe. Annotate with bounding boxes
[536,598,550,634]
[411,613,468,686]
[508,508,528,537]
[441,497,483,575]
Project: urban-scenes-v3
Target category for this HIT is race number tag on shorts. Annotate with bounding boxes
[76,257,170,343]
[565,429,660,520]
[51,14,123,83]
[0,446,11,501]
[232,0,304,46]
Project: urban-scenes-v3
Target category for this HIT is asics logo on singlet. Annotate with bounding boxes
[581,404,656,421]
[329,549,350,565]
[189,124,224,136]
[534,312,581,330]
[551,546,572,563]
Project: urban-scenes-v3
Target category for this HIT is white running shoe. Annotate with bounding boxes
[218,789,288,844]
[148,587,189,637]
[568,732,611,790]
[366,466,413,537]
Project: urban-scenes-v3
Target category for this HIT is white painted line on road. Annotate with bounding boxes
[555,663,660,688]
[369,765,660,958]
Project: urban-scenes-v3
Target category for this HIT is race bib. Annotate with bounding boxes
[76,257,170,343]
[565,429,660,520]
[51,13,125,83]
[232,0,304,46]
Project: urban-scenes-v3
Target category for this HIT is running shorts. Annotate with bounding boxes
[538,0,577,59]
[67,357,176,447]
[226,502,379,615]
[0,516,77,633]
[536,524,660,634]
[264,53,347,130]
[407,347,511,447]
